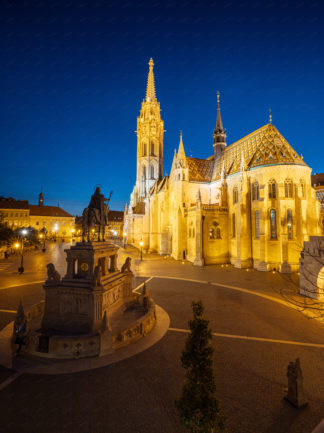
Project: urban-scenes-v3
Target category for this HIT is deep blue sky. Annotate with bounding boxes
[1,0,323,215]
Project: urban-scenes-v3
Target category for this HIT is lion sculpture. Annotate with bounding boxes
[46,263,61,283]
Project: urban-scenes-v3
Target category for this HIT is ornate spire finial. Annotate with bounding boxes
[269,108,272,124]
[145,58,156,102]
[216,91,224,131]
[178,130,186,160]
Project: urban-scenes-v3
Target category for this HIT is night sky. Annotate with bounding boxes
[1,0,323,215]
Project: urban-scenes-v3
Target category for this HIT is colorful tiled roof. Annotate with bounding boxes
[212,123,307,181]
[132,202,146,215]
[29,205,73,218]
[186,157,214,182]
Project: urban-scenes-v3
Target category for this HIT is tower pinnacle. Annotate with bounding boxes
[145,58,157,102]
[213,91,226,158]
[178,130,186,160]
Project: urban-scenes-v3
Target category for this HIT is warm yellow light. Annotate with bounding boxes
[92,229,95,233]
[123,232,127,237]
[72,229,75,233]
[39,234,43,238]
[15,243,20,248]
[139,241,144,247]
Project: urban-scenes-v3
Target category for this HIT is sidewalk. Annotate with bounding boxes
[120,244,324,325]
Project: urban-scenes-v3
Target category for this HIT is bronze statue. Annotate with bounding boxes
[82,187,113,242]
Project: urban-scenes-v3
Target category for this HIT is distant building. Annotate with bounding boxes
[312,173,324,234]
[0,198,30,228]
[108,210,124,238]
[0,191,75,238]
[312,173,324,210]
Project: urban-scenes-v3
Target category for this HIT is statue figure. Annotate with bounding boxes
[13,300,28,354]
[121,257,132,273]
[93,264,102,286]
[285,358,307,408]
[46,263,61,283]
[82,187,113,242]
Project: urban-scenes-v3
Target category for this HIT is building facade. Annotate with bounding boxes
[0,192,75,238]
[124,59,322,272]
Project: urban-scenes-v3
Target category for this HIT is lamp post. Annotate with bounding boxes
[139,241,144,261]
[123,232,127,249]
[18,228,28,274]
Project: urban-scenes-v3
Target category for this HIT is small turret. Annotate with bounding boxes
[39,186,44,206]
[213,91,226,158]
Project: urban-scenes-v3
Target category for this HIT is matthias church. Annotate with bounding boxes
[124,59,321,272]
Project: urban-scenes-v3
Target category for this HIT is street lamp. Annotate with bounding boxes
[123,232,127,249]
[139,241,144,261]
[18,228,28,274]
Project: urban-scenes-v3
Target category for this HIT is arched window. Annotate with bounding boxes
[143,142,147,156]
[209,227,215,240]
[253,182,259,201]
[150,142,154,156]
[287,209,293,239]
[143,165,146,180]
[233,187,238,204]
[216,227,221,239]
[285,179,293,198]
[150,165,154,179]
[232,213,236,238]
[268,180,276,199]
[300,179,305,198]
[270,209,277,239]
[255,210,260,239]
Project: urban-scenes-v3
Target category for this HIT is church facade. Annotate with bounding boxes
[125,59,322,272]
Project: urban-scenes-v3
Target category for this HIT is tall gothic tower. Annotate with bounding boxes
[135,58,164,201]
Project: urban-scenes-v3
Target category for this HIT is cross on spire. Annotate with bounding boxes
[216,91,224,131]
[269,108,272,123]
[145,58,157,102]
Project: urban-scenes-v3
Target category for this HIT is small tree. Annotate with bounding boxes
[175,300,225,433]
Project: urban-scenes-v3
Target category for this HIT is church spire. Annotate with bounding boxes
[213,91,226,158]
[178,131,186,160]
[38,186,44,206]
[145,58,156,102]
[216,91,224,131]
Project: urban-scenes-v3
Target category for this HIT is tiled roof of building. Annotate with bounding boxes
[211,123,306,181]
[29,205,73,218]
[109,210,124,221]
[186,157,214,182]
[0,198,29,209]
[312,173,324,187]
[133,202,146,215]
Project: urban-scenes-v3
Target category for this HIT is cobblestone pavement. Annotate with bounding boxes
[1,245,324,432]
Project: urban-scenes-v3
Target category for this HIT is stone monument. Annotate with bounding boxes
[20,188,156,360]
[285,358,307,408]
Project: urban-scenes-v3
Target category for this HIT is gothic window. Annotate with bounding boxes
[150,142,154,156]
[209,227,215,240]
[255,210,260,239]
[300,179,305,198]
[284,179,293,198]
[193,228,195,238]
[252,182,259,201]
[268,180,277,199]
[150,165,154,179]
[143,166,147,180]
[216,227,221,239]
[287,209,293,239]
[270,209,277,239]
[233,187,238,204]
[143,143,147,156]
[232,213,236,238]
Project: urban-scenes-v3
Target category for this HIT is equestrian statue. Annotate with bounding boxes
[82,187,113,242]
